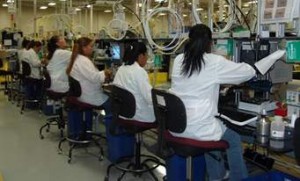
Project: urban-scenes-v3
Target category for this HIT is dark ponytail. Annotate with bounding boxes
[181,24,212,77]
[47,35,60,60]
[66,37,92,75]
[123,42,147,65]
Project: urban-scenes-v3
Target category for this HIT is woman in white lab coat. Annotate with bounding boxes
[171,24,285,180]
[66,37,110,114]
[170,24,256,181]
[46,36,72,93]
[23,40,44,100]
[17,38,29,73]
[113,42,155,123]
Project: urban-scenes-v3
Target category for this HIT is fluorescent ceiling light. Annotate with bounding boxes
[104,9,112,13]
[183,14,187,17]
[2,3,8,7]
[7,0,14,3]
[138,3,142,7]
[86,4,91,8]
[196,8,203,11]
[59,0,67,1]
[40,6,48,9]
[48,2,56,6]
[248,0,258,4]
[155,0,166,2]
[75,8,81,11]
[158,12,166,16]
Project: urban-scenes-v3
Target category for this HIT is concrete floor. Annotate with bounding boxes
[0,92,164,181]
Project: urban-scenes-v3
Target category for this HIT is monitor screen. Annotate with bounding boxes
[110,43,121,60]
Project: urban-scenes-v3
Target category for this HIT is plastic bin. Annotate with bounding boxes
[166,154,206,181]
[68,110,93,139]
[104,117,135,163]
[243,171,300,181]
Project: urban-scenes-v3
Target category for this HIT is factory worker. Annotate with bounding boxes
[113,42,155,123]
[66,37,111,115]
[46,36,72,93]
[23,40,44,100]
[17,38,30,73]
[170,24,285,181]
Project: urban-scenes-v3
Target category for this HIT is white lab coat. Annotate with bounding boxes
[69,54,108,106]
[113,62,155,123]
[17,48,27,73]
[47,49,72,93]
[170,53,256,141]
[23,48,42,79]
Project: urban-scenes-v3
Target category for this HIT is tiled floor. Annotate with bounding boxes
[0,92,165,181]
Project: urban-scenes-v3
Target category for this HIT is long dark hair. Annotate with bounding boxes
[181,24,212,77]
[47,35,60,60]
[66,37,93,75]
[123,42,147,65]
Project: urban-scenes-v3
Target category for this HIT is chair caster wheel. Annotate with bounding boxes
[163,176,167,181]
[40,135,44,139]
[58,149,62,154]
[98,156,103,161]
[104,176,109,181]
[68,159,71,164]
[46,129,49,132]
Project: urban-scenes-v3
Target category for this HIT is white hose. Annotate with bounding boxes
[142,0,185,52]
[192,0,201,24]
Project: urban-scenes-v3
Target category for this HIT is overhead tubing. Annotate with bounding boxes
[94,1,118,5]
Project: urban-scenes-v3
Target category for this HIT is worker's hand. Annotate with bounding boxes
[104,69,113,82]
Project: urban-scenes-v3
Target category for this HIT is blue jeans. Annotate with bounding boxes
[101,98,112,118]
[204,128,248,181]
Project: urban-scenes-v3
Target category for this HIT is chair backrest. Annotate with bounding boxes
[68,76,81,97]
[43,69,51,89]
[293,118,300,165]
[21,61,31,76]
[111,84,136,119]
[151,88,186,133]
[109,85,136,135]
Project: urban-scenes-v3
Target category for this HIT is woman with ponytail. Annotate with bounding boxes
[170,24,256,180]
[66,37,111,114]
[46,36,71,93]
[113,42,155,123]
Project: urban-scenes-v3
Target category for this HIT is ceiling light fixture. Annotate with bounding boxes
[196,8,203,11]
[75,8,81,11]
[48,2,56,6]
[86,4,91,8]
[40,6,48,10]
[2,3,8,7]
[104,9,112,13]
[59,0,67,2]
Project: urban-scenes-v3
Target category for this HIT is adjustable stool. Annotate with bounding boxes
[152,89,229,181]
[105,85,162,181]
[39,90,66,139]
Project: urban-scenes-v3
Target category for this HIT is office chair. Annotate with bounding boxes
[293,118,300,165]
[58,76,104,163]
[105,85,161,181]
[39,70,66,139]
[151,88,229,181]
[20,61,41,114]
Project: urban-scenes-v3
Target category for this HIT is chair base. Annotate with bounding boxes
[20,99,41,114]
[39,115,65,139]
[105,154,161,181]
[58,134,104,164]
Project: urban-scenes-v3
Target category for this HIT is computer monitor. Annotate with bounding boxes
[110,42,121,60]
